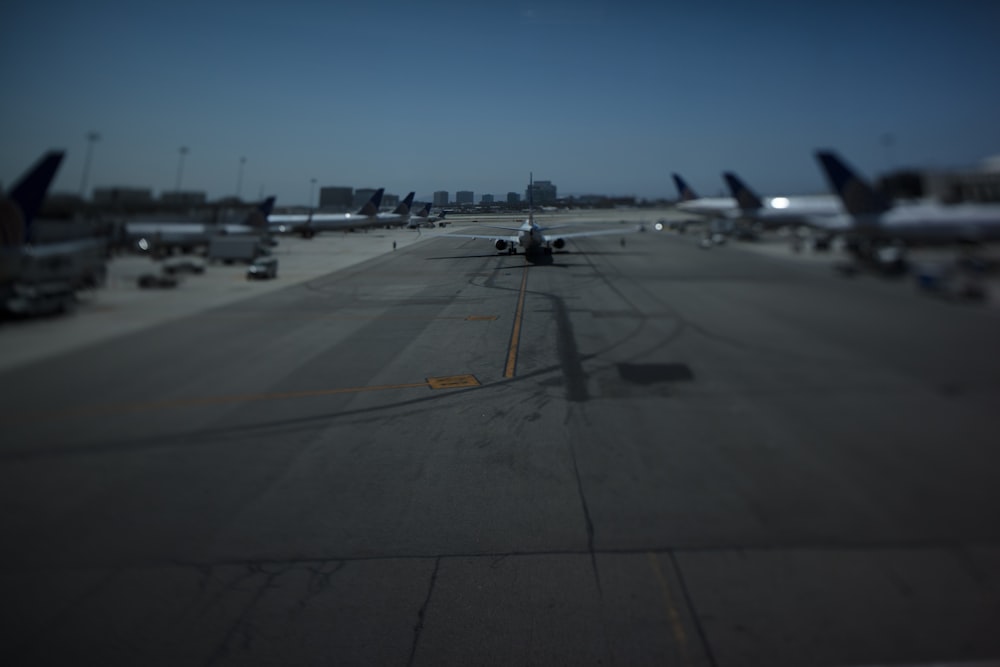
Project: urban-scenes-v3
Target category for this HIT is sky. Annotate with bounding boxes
[2,0,1000,205]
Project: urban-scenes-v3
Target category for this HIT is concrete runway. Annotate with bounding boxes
[2,217,999,666]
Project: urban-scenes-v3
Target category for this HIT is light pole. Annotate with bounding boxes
[79,131,100,198]
[236,156,246,200]
[309,178,317,209]
[175,146,189,192]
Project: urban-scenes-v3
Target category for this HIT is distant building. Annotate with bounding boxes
[433,191,449,206]
[480,194,494,204]
[455,190,474,205]
[382,193,399,209]
[881,158,1000,203]
[506,192,520,204]
[526,180,557,205]
[159,190,206,206]
[93,187,154,205]
[319,186,353,210]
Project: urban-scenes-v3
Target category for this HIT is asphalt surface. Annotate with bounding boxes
[2,216,999,666]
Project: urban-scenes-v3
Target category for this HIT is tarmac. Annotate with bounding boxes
[2,210,999,666]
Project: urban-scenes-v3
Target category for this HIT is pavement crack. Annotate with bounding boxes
[407,556,441,667]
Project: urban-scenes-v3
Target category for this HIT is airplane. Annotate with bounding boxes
[815,150,1000,266]
[378,191,416,227]
[672,173,737,218]
[269,188,408,237]
[443,173,641,256]
[2,151,108,314]
[721,171,847,245]
[405,203,449,229]
[123,197,276,254]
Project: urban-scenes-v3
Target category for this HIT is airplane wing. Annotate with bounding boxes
[445,232,519,243]
[544,225,644,241]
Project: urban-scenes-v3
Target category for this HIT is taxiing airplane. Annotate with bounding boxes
[444,174,640,255]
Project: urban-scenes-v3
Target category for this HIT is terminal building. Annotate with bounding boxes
[319,186,353,210]
[93,187,154,206]
[160,191,207,206]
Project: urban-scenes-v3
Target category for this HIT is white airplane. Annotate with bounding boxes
[722,171,844,231]
[124,197,276,253]
[815,150,1000,253]
[2,151,109,314]
[270,189,415,236]
[405,203,449,229]
[268,188,383,237]
[378,191,416,228]
[672,173,737,218]
[444,174,640,255]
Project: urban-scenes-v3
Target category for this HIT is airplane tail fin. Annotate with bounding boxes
[357,188,384,216]
[815,150,890,216]
[723,172,763,210]
[415,202,431,217]
[393,191,415,215]
[672,173,698,201]
[243,196,276,229]
[2,151,65,246]
[528,172,534,225]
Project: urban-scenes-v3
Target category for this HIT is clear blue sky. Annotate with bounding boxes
[3,0,999,205]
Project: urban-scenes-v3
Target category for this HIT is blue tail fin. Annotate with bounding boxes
[2,151,65,245]
[393,191,415,215]
[244,196,276,228]
[723,172,763,210]
[357,188,384,216]
[815,150,890,216]
[672,173,698,201]
[414,201,431,217]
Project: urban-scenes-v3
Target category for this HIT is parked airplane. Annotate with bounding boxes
[379,191,416,227]
[406,203,448,229]
[124,197,276,253]
[723,172,843,229]
[672,173,737,218]
[269,189,402,237]
[2,151,108,314]
[445,174,640,255]
[815,150,1000,258]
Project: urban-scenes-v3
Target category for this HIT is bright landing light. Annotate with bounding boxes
[771,197,790,209]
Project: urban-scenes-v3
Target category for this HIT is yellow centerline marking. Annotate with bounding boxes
[647,552,691,665]
[2,375,481,423]
[504,269,530,378]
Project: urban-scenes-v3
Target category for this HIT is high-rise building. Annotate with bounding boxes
[506,192,520,204]
[433,191,449,207]
[480,194,494,204]
[455,190,474,205]
[526,180,557,205]
[319,186,353,210]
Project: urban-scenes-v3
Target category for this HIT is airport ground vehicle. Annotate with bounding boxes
[208,235,269,263]
[246,257,277,280]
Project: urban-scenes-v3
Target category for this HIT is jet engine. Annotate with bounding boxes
[495,239,508,251]
[552,238,565,249]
